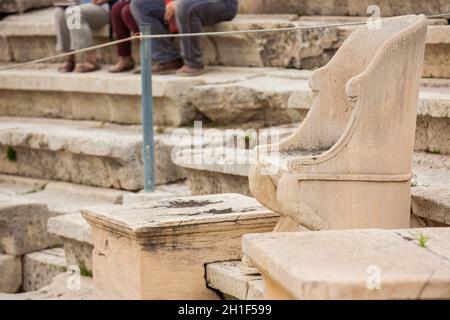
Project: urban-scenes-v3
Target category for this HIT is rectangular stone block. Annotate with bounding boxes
[0,254,21,293]
[243,228,450,300]
[0,197,60,256]
[82,193,279,299]
[23,248,67,292]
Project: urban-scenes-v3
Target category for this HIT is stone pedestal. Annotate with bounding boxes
[243,228,450,299]
[82,194,278,300]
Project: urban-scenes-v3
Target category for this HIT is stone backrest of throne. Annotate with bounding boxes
[249,15,428,232]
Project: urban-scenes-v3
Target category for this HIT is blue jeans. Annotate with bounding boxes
[131,0,238,67]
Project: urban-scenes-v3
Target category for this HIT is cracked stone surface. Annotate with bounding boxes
[243,228,450,300]
[82,193,278,236]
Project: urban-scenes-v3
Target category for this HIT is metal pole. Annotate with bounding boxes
[140,23,155,192]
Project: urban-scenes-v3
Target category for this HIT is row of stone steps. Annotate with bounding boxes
[1,9,449,76]
[1,67,449,152]
[0,117,195,190]
[2,0,448,16]
[238,1,450,16]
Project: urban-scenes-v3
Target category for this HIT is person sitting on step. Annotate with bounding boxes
[131,0,239,77]
[55,0,118,73]
[109,0,140,73]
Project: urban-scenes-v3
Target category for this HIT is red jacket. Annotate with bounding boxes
[165,0,179,33]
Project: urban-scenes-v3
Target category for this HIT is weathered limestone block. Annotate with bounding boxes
[0,254,21,293]
[411,169,450,226]
[82,193,279,299]
[186,169,251,196]
[206,261,264,300]
[249,15,428,231]
[415,115,450,155]
[243,228,450,300]
[47,213,93,273]
[0,118,190,190]
[238,0,450,16]
[0,197,60,256]
[188,74,312,125]
[204,15,349,69]
[23,248,67,292]
[0,66,264,126]
[0,0,58,13]
[0,272,95,300]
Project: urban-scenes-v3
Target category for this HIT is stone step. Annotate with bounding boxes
[23,248,67,292]
[0,117,192,190]
[0,173,134,274]
[0,272,95,300]
[238,1,450,16]
[1,66,449,131]
[175,146,450,227]
[0,0,58,14]
[1,9,449,76]
[206,261,264,300]
[0,65,266,126]
[243,228,450,299]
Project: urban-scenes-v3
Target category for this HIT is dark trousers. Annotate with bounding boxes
[111,0,139,57]
[131,0,238,67]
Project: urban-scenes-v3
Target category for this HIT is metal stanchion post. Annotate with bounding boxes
[140,24,155,192]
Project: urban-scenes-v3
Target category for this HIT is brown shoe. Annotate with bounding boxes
[75,61,101,73]
[109,56,135,73]
[58,58,75,73]
[176,65,205,77]
[152,59,183,75]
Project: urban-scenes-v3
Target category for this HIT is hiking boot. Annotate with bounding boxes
[176,64,205,77]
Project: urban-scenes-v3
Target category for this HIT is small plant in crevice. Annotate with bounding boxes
[411,180,418,187]
[427,148,441,155]
[78,262,93,278]
[418,233,428,248]
[6,146,16,162]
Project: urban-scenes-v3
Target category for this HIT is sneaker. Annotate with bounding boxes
[152,59,183,75]
[176,65,205,77]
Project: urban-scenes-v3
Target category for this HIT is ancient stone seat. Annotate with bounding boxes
[249,15,428,231]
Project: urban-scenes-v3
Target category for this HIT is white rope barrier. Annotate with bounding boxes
[0,12,449,72]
